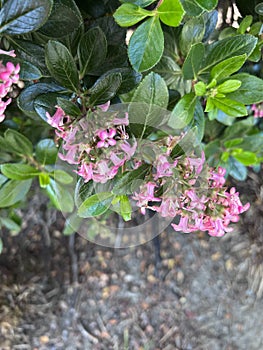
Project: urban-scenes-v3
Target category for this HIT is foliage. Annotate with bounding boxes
[0,0,262,243]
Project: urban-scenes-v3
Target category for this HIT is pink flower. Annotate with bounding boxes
[154,155,175,180]
[98,101,110,112]
[76,162,93,182]
[46,107,70,130]
[186,151,205,174]
[0,49,16,57]
[97,128,117,148]
[185,189,207,211]
[210,166,226,187]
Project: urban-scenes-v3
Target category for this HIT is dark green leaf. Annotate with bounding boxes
[168,92,197,129]
[120,0,156,7]
[255,2,263,15]
[90,16,126,46]
[112,164,150,195]
[0,0,53,35]
[113,3,152,27]
[1,164,40,180]
[157,0,185,27]
[210,54,247,81]
[179,16,205,56]
[129,72,169,138]
[200,35,257,74]
[0,179,32,208]
[4,129,33,156]
[89,72,122,105]
[180,0,203,16]
[222,117,254,140]
[182,43,205,80]
[45,178,74,212]
[38,0,83,38]
[45,40,79,92]
[203,10,218,42]
[57,97,81,117]
[212,97,247,117]
[189,99,205,142]
[78,192,114,218]
[34,92,61,122]
[227,73,263,104]
[17,83,64,118]
[109,68,142,94]
[78,27,107,79]
[128,16,164,72]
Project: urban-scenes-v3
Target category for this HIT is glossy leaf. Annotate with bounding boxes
[78,27,107,78]
[129,72,169,138]
[46,179,74,213]
[227,73,263,104]
[1,164,40,180]
[157,0,185,27]
[228,156,247,181]
[233,151,258,165]
[0,0,52,35]
[179,16,205,56]
[0,179,32,208]
[57,98,82,118]
[180,0,203,16]
[78,192,114,218]
[45,40,79,92]
[119,195,132,221]
[200,35,257,74]
[217,80,242,94]
[34,92,61,122]
[168,92,197,129]
[39,173,50,188]
[237,15,253,34]
[112,164,150,195]
[113,3,153,27]
[109,68,142,94]
[211,54,247,81]
[128,16,164,72]
[212,97,248,117]
[89,72,122,105]
[120,0,156,7]
[195,0,217,10]
[182,43,205,80]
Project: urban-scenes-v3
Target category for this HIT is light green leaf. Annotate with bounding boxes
[194,81,206,96]
[128,16,164,72]
[119,195,132,221]
[36,139,58,165]
[195,0,217,10]
[157,0,185,27]
[45,179,74,212]
[233,151,258,165]
[237,15,253,34]
[211,54,247,81]
[78,27,107,78]
[217,79,242,94]
[212,97,248,117]
[45,40,79,92]
[78,192,114,218]
[113,3,153,27]
[38,173,50,188]
[4,129,33,156]
[53,169,73,184]
[168,92,197,129]
[1,164,40,180]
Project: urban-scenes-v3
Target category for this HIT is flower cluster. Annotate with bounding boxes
[0,49,20,122]
[251,103,263,118]
[132,139,250,237]
[46,104,137,183]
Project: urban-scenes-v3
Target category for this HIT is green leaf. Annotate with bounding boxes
[78,192,114,218]
[0,238,2,253]
[89,72,122,105]
[157,0,185,27]
[112,164,150,195]
[45,179,74,212]
[194,81,206,96]
[190,99,205,142]
[109,68,142,94]
[38,173,50,188]
[53,169,73,184]
[57,98,82,117]
[182,42,205,80]
[180,0,203,16]
[255,2,263,15]
[129,72,169,138]
[113,3,152,27]
[120,0,156,7]
[0,217,20,235]
[224,138,243,148]
[237,15,253,34]
[38,0,83,38]
[227,73,263,104]
[4,129,33,156]
[63,212,82,235]
[0,179,32,208]
[228,156,247,181]
[168,92,197,129]
[17,83,64,118]
[78,27,107,79]
[34,92,61,122]
[212,97,248,117]
[45,40,79,92]
[1,164,40,180]
[128,16,164,72]
[200,35,257,74]
[0,174,7,187]
[210,54,247,81]
[0,0,53,35]
[233,151,258,165]
[217,79,242,94]
[194,0,217,10]
[119,195,132,221]
[179,16,205,56]
[74,178,95,208]
[0,55,42,81]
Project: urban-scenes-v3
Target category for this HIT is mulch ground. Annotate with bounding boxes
[1,169,263,350]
